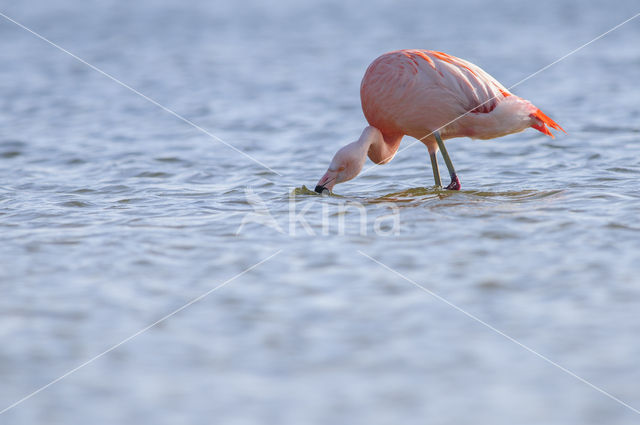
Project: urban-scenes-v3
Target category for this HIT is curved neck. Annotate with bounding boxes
[359,126,400,164]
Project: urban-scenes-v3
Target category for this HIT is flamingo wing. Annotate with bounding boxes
[361,49,564,140]
[362,50,511,137]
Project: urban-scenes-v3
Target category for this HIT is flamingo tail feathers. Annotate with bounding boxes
[530,108,566,139]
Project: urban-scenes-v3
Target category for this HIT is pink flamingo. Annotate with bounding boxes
[315,50,565,193]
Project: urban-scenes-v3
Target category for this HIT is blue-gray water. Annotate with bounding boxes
[1,1,640,424]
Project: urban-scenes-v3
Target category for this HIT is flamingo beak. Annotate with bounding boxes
[314,170,337,194]
[314,185,329,194]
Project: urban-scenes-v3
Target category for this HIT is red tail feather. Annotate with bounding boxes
[530,108,566,139]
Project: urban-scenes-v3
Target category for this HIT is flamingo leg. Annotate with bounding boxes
[434,131,461,190]
[429,151,442,188]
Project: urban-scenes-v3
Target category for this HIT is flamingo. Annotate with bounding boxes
[314,49,565,193]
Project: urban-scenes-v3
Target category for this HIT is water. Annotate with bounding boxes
[1,0,639,424]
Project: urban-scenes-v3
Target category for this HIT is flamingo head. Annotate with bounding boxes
[314,141,368,194]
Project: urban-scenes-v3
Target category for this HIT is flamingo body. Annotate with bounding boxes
[314,50,565,193]
[361,49,563,150]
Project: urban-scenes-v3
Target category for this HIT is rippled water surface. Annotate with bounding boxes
[1,1,640,424]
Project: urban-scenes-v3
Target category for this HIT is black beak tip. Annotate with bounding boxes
[314,185,327,194]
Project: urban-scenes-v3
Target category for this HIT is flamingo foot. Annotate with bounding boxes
[445,174,461,190]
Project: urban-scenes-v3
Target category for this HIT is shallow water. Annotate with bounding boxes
[1,0,640,424]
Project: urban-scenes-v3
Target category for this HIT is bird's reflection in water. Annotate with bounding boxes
[370,187,564,204]
[291,185,562,206]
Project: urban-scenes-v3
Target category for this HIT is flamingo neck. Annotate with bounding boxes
[359,126,398,164]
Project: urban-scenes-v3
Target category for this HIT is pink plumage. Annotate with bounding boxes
[315,49,565,193]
